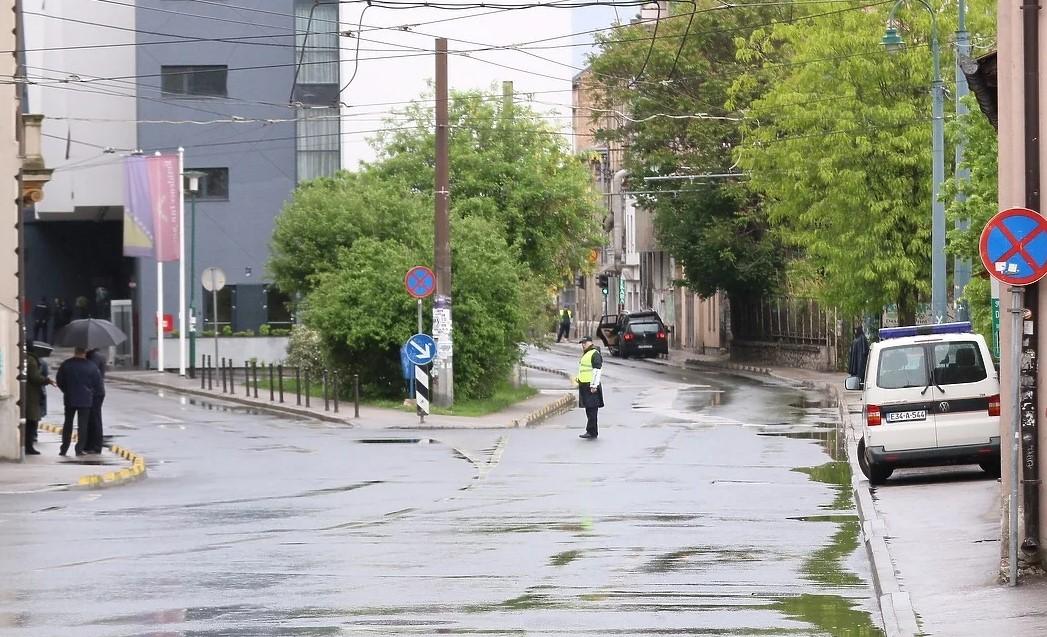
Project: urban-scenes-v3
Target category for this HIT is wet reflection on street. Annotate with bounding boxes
[0,351,883,636]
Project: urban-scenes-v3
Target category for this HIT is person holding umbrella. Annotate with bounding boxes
[84,348,107,454]
[55,348,103,456]
[52,318,127,456]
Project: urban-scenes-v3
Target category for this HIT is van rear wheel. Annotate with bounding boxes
[858,437,893,485]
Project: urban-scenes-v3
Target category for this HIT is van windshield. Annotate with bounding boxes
[932,341,987,385]
[877,345,928,389]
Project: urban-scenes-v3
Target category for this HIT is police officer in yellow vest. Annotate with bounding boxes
[575,335,604,439]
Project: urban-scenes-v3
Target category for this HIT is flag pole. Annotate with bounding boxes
[177,147,186,376]
[155,151,165,374]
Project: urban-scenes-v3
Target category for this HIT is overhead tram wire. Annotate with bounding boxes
[19,0,896,88]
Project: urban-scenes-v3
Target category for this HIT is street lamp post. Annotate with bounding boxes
[882,2,947,323]
[953,0,971,321]
[183,170,205,378]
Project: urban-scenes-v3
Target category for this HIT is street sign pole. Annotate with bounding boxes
[979,207,1047,585]
[417,298,422,334]
[1009,285,1023,586]
[211,274,219,368]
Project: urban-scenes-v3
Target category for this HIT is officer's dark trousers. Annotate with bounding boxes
[557,322,571,342]
[585,407,599,436]
[60,405,91,455]
[86,395,105,452]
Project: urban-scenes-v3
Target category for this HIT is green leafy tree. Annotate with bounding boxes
[942,95,999,342]
[587,3,789,313]
[733,0,995,323]
[372,89,604,287]
[269,88,600,399]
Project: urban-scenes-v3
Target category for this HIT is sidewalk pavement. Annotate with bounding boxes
[106,368,577,430]
[0,426,132,495]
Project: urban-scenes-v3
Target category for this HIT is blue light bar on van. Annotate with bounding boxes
[878,322,972,340]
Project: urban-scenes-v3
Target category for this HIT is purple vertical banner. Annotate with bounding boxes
[148,154,181,262]
[122,156,155,257]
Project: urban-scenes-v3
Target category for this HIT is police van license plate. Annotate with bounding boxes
[885,410,927,423]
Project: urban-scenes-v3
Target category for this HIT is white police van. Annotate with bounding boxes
[845,322,1001,484]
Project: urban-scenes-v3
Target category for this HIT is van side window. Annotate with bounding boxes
[877,345,927,389]
[932,342,987,385]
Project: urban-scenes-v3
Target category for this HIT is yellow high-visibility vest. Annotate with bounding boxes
[578,349,596,383]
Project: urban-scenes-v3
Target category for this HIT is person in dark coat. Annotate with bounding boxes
[574,335,605,439]
[85,348,107,454]
[848,325,870,382]
[23,346,51,455]
[55,347,103,457]
[556,307,573,343]
[32,296,50,342]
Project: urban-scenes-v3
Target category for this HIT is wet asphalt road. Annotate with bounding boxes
[0,347,882,636]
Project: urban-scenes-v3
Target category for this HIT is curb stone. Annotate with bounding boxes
[521,361,573,380]
[109,376,346,424]
[514,393,576,428]
[38,423,147,489]
[829,384,920,637]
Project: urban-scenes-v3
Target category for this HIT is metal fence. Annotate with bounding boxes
[195,356,361,418]
[733,296,839,345]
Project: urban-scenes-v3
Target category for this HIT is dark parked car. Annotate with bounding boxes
[597,311,669,358]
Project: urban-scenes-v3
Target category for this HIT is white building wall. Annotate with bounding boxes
[23,0,136,215]
[1,3,22,459]
[338,2,575,168]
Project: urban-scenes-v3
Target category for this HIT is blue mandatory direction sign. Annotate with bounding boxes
[405,265,436,299]
[979,207,1047,286]
[404,333,437,366]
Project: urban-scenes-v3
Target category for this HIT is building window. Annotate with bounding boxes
[186,168,229,200]
[296,108,339,182]
[265,287,293,327]
[203,285,234,333]
[161,65,228,97]
[295,0,339,85]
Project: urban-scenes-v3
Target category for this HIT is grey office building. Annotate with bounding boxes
[132,0,340,367]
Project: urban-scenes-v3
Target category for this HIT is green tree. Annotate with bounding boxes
[372,89,604,287]
[942,95,998,342]
[269,88,601,399]
[733,0,995,323]
[587,3,789,313]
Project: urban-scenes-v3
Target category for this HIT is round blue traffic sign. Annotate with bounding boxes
[404,333,437,365]
[980,207,1047,286]
[405,266,436,299]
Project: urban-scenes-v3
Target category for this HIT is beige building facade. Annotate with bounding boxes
[2,2,23,460]
[569,67,724,353]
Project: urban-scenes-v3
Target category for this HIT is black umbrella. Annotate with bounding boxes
[53,318,127,349]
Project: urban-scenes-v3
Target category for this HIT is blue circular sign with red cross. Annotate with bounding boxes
[980,207,1047,286]
[404,265,436,299]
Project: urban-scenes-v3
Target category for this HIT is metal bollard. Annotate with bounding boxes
[305,372,311,408]
[323,371,329,412]
[201,356,206,389]
[252,361,259,398]
[207,356,213,391]
[333,372,339,413]
[244,362,250,396]
[295,367,302,406]
[354,373,360,419]
[269,364,275,401]
[278,365,284,403]
[221,357,227,393]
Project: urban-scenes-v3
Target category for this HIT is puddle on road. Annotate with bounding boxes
[773,594,883,636]
[549,549,581,567]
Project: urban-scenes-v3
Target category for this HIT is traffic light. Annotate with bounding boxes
[597,274,609,296]
[576,275,586,289]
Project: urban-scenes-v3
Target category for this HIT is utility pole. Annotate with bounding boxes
[953,0,972,322]
[432,38,454,406]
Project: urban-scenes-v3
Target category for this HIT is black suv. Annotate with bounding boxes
[597,311,669,358]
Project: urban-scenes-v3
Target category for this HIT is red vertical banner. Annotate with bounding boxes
[147,154,181,262]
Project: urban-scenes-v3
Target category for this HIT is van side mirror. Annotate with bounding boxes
[844,376,862,391]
